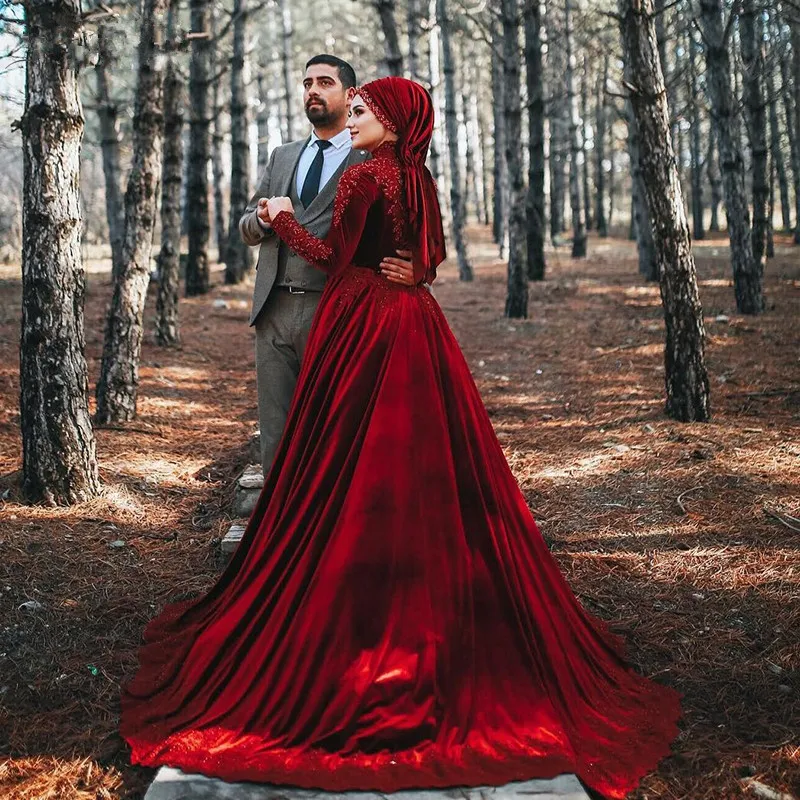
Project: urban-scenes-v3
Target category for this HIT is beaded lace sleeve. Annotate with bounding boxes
[270,166,382,276]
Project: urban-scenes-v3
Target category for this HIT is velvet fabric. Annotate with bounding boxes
[358,77,446,285]
[120,143,681,800]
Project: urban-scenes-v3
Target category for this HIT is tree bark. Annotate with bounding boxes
[525,0,546,279]
[185,0,212,296]
[779,41,800,239]
[407,0,422,81]
[700,0,763,313]
[210,8,227,265]
[619,0,710,422]
[20,0,100,504]
[256,68,270,176]
[740,0,768,269]
[628,98,658,280]
[155,0,185,347]
[769,56,790,231]
[565,0,587,258]
[789,16,800,244]
[595,52,609,237]
[581,53,593,232]
[706,119,723,231]
[437,0,472,280]
[96,0,167,423]
[476,69,492,226]
[278,0,295,141]
[547,4,567,240]
[688,25,705,241]
[502,0,528,317]
[375,0,403,76]
[95,22,126,281]
[491,12,508,255]
[225,0,254,283]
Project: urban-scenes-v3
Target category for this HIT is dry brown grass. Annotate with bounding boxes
[1,227,798,799]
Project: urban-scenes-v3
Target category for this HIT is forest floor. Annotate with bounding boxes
[0,227,798,800]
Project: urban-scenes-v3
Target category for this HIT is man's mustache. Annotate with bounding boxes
[306,98,327,109]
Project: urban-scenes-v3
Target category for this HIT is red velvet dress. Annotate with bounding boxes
[120,142,680,799]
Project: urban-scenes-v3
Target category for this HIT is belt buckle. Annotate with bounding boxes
[287,285,306,295]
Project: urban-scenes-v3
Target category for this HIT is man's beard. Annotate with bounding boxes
[305,100,337,126]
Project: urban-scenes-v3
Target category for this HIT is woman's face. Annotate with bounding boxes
[347,94,395,151]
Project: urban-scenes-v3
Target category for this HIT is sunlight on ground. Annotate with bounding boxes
[102,454,211,487]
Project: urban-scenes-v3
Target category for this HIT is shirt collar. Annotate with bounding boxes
[309,127,352,151]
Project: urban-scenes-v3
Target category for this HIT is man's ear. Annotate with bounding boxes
[346,87,357,101]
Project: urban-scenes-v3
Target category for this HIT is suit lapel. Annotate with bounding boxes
[277,137,310,197]
[297,148,369,225]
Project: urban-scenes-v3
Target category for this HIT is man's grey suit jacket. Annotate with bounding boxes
[239,137,370,326]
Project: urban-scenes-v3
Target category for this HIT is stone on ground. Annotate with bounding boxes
[145,767,590,800]
[232,464,264,517]
[221,522,247,554]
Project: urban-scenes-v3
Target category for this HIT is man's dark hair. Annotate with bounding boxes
[305,54,357,90]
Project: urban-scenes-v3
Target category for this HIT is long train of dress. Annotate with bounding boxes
[120,145,680,800]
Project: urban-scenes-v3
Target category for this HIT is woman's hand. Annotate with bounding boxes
[267,196,294,220]
[380,249,416,286]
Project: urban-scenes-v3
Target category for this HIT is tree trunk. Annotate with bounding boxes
[779,44,800,239]
[502,0,528,317]
[407,0,422,81]
[595,53,609,237]
[790,17,800,243]
[428,0,449,219]
[155,0,185,347]
[740,0,768,270]
[467,45,487,225]
[581,53,593,232]
[256,69,270,176]
[96,0,167,424]
[700,0,763,313]
[95,23,126,281]
[628,98,658,279]
[548,7,567,241]
[20,0,100,504]
[210,1,227,263]
[620,0,710,423]
[375,0,403,76]
[476,74,492,226]
[491,12,508,255]
[185,0,212,296]
[608,138,616,228]
[211,33,227,264]
[225,0,254,283]
[769,58,790,231]
[688,25,705,241]
[437,0,472,280]
[524,0,546,279]
[706,120,723,231]
[278,0,294,141]
[565,0,587,258]
[767,148,775,257]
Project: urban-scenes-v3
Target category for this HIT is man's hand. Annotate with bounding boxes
[380,249,416,286]
[256,197,272,228]
[267,196,294,221]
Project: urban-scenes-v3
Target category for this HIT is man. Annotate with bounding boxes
[240,54,415,476]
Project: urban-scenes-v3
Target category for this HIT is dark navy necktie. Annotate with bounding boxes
[300,140,333,207]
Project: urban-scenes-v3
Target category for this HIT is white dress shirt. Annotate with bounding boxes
[295,127,353,199]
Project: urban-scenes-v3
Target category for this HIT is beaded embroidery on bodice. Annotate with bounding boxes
[332,142,409,251]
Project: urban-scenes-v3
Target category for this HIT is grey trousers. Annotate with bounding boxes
[254,288,322,476]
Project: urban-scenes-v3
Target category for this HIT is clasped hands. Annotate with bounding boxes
[256,196,417,287]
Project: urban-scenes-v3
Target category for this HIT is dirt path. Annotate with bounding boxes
[1,228,798,798]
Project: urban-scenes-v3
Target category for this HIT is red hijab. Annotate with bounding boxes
[357,77,447,284]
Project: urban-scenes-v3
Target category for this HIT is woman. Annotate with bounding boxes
[121,77,680,800]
